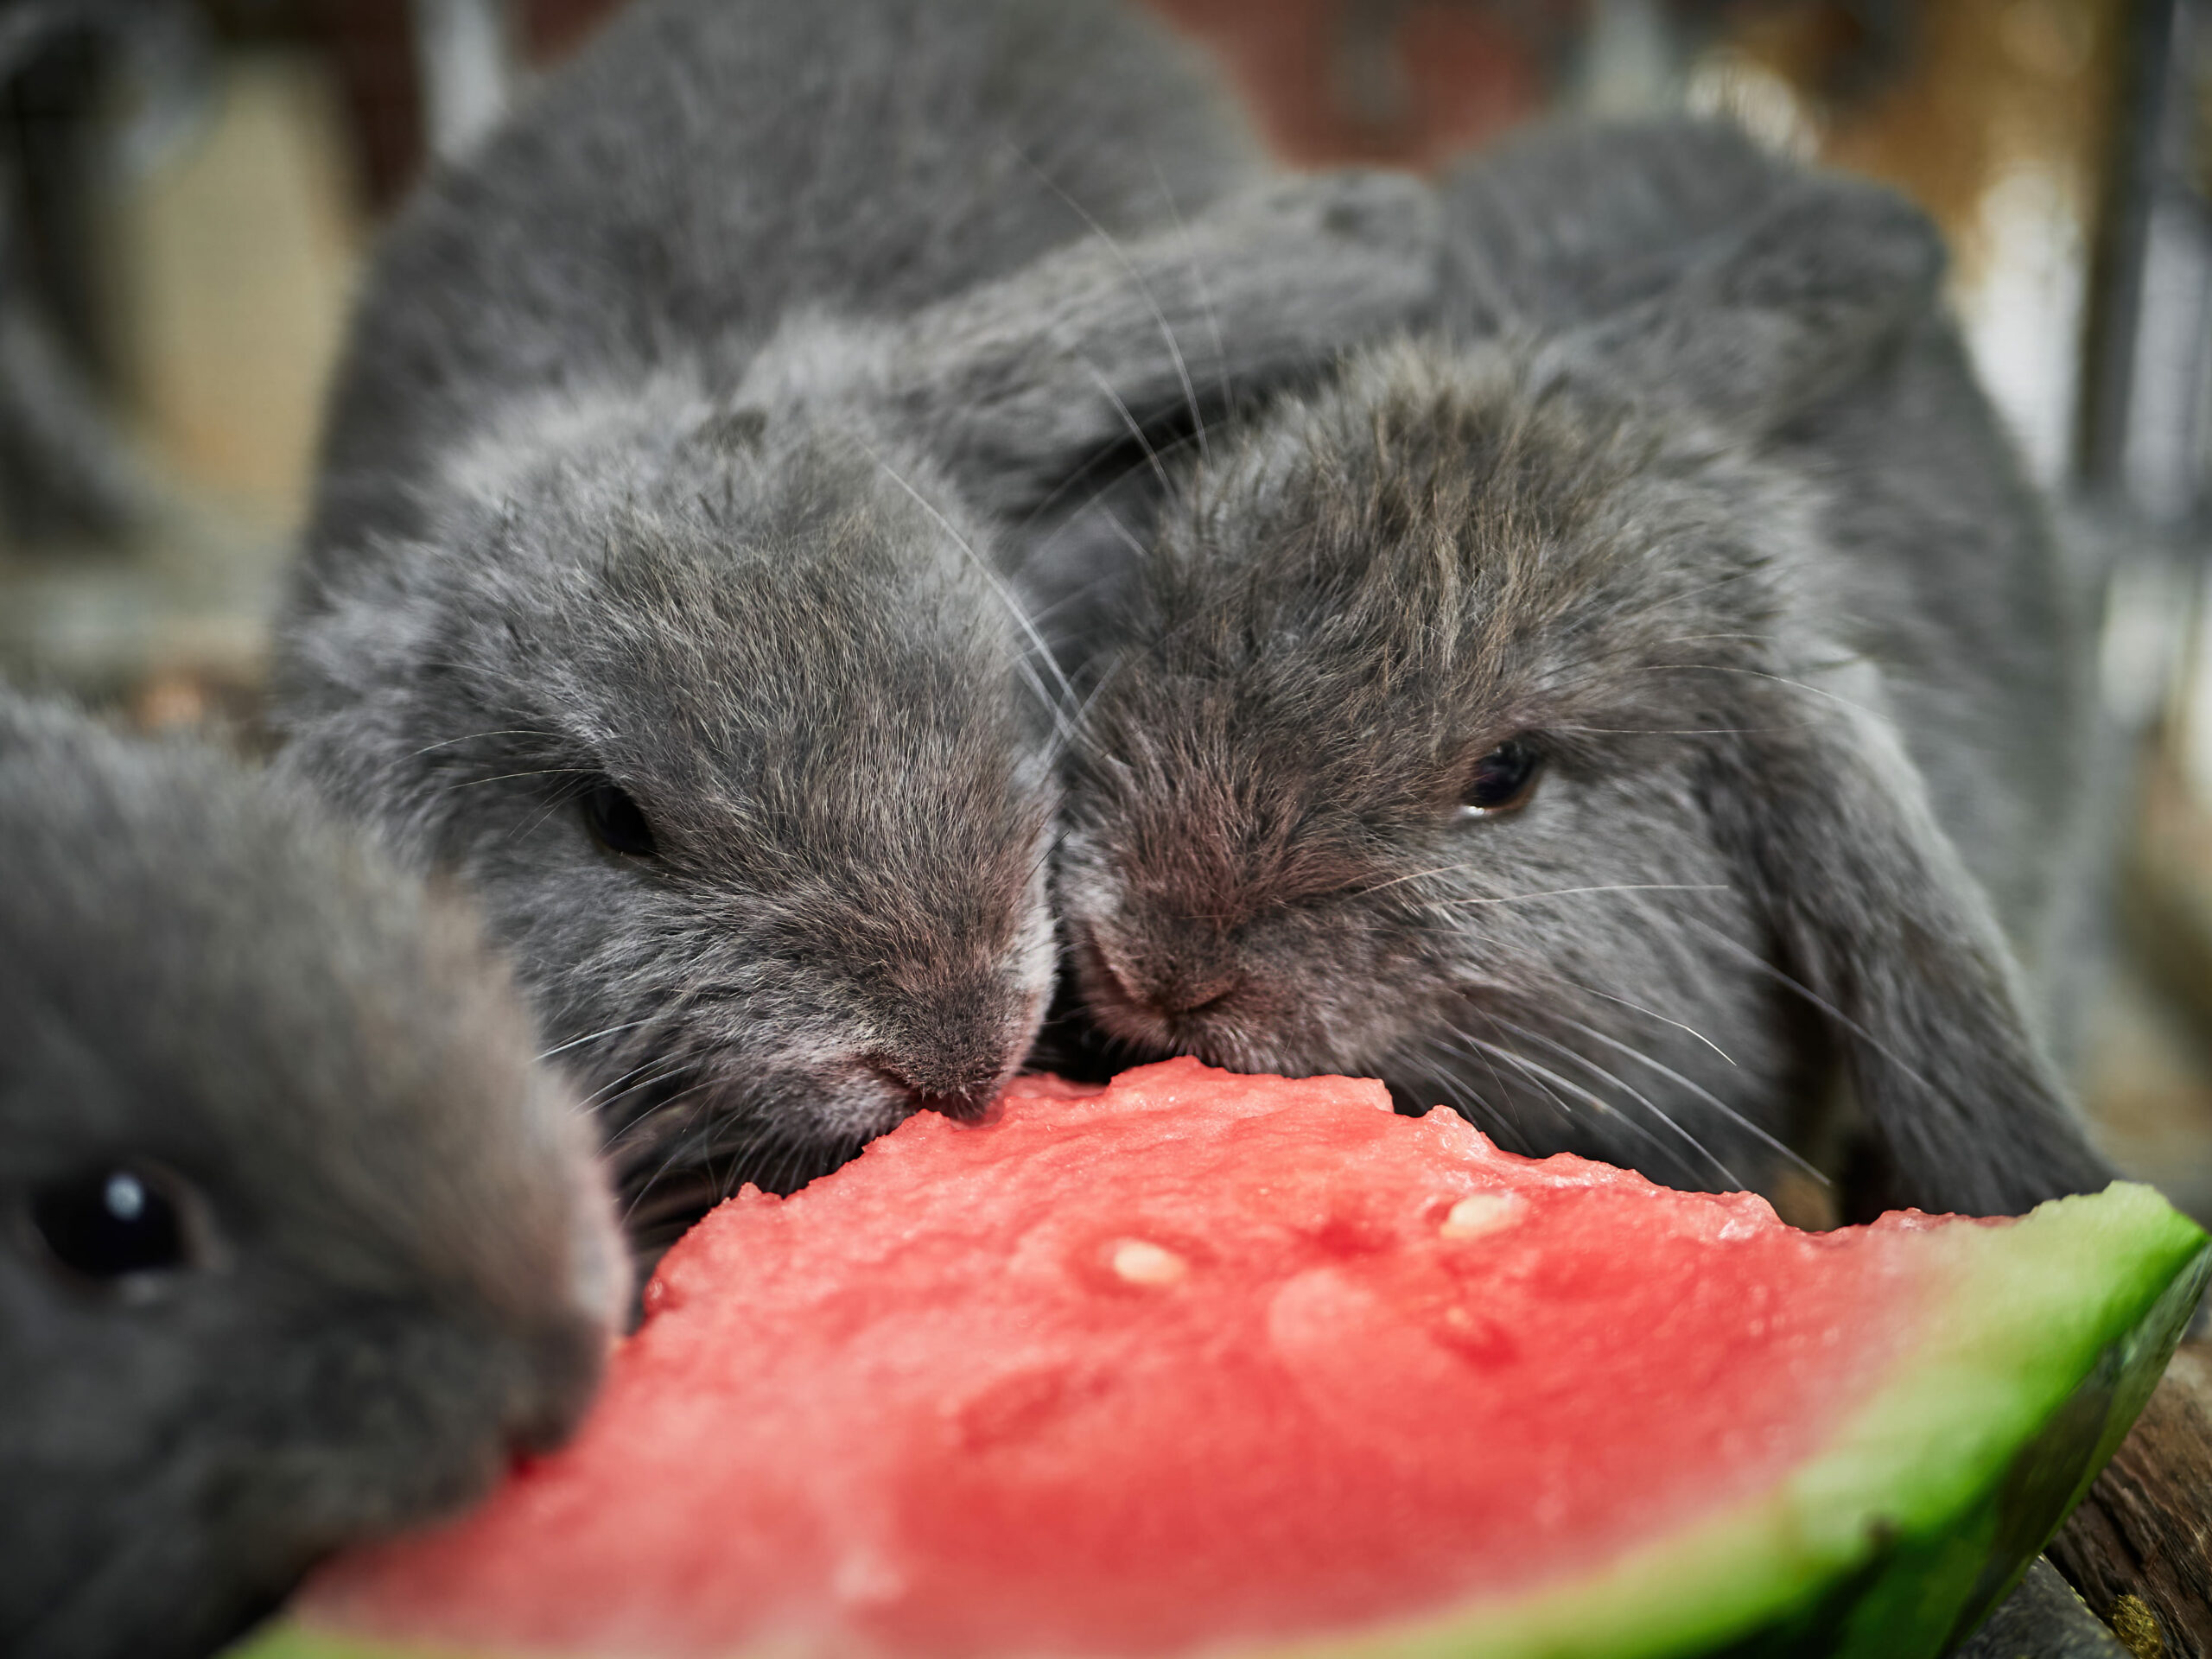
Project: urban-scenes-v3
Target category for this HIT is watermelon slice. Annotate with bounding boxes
[236,1060,2206,1659]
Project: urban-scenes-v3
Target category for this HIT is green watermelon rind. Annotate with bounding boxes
[232,1182,2209,1659]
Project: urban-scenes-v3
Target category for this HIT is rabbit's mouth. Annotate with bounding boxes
[1063,934,1268,1073]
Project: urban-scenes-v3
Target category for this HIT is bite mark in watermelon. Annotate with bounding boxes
[238,1060,2209,1659]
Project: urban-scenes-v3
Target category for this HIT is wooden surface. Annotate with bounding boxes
[2053,1338,2212,1658]
[1961,1557,2132,1658]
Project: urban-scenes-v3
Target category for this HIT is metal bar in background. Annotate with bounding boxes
[2082,0,2212,528]
[410,0,514,162]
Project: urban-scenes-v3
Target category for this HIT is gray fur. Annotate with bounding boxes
[1058,119,2112,1217]
[0,692,620,1659]
[270,0,1444,1237]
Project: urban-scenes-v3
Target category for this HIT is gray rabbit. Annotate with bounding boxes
[1057,119,2113,1218]
[270,0,1443,1246]
[0,692,621,1659]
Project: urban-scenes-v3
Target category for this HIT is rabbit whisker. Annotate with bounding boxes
[537,1017,664,1061]
[1637,662,1883,720]
[585,1058,699,1129]
[1677,912,1937,1094]
[1555,1013,1824,1182]
[1080,359,1179,499]
[1491,1014,1741,1188]
[1014,141,1210,466]
[509,772,601,843]
[1547,722,1799,738]
[1151,146,1230,448]
[1437,1015,1689,1173]
[1427,881,1730,910]
[412,728,569,755]
[1552,976,1736,1064]
[618,1085,728,1223]
[1405,1049,1515,1142]
[444,766,601,791]
[861,442,1079,734]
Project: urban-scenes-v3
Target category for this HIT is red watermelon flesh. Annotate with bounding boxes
[273,1059,2207,1659]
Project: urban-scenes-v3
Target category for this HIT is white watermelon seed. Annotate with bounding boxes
[1109,1238,1189,1286]
[1440,1192,1525,1239]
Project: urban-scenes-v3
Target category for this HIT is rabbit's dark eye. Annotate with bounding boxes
[1459,739,1542,818]
[582,779,657,858]
[30,1166,192,1281]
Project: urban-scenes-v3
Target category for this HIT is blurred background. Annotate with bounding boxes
[3,0,2209,1214]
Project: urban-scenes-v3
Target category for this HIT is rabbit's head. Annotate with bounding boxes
[1059,162,2111,1217]
[0,696,620,1659]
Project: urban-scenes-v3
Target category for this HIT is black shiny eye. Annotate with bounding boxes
[1459,738,1542,818]
[581,779,657,858]
[30,1166,191,1281]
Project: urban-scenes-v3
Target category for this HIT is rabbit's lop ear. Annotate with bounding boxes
[1707,663,2112,1217]
[1571,174,1946,430]
[888,170,1443,514]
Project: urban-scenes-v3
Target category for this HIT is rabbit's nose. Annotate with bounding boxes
[1090,937,1243,1020]
[1149,969,1244,1017]
[505,1311,613,1458]
[909,1083,999,1122]
[507,1398,580,1459]
[866,1056,1003,1122]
